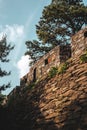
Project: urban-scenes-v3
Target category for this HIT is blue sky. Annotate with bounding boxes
[0,0,51,95]
[0,0,87,95]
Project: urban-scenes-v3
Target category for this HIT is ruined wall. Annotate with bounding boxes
[7,28,87,130]
[71,27,87,57]
[20,27,87,87]
[8,57,87,130]
[20,45,71,86]
[27,58,87,130]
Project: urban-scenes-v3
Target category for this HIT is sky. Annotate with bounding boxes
[0,0,51,95]
[0,0,87,95]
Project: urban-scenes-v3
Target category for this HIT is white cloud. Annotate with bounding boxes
[17,55,32,78]
[0,24,25,62]
[0,24,24,42]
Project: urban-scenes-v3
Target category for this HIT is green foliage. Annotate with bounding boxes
[52,0,83,5]
[24,82,36,92]
[48,62,69,78]
[25,0,87,64]
[80,51,87,63]
[48,67,58,78]
[0,36,14,92]
[28,82,36,89]
[58,62,69,74]
[0,36,14,62]
[25,40,53,65]
[36,0,87,44]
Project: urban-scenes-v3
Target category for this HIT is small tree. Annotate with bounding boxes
[0,36,14,93]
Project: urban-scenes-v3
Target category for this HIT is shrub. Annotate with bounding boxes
[58,62,68,74]
[48,62,69,78]
[80,51,87,63]
[29,82,35,89]
[25,82,35,91]
[48,67,58,78]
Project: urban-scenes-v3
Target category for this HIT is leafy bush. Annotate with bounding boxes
[48,67,58,78]
[29,82,35,89]
[80,51,87,63]
[58,62,68,74]
[24,82,36,92]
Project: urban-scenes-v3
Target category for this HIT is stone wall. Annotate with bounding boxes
[20,27,87,87]
[71,27,87,57]
[20,44,71,86]
[8,57,87,130]
[7,28,87,130]
[28,58,87,130]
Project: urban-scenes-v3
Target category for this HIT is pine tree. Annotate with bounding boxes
[36,0,87,44]
[0,36,14,93]
[25,0,87,64]
[25,40,53,65]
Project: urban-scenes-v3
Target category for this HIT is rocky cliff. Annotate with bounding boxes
[5,53,87,130]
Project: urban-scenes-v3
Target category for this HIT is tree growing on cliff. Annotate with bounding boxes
[25,0,87,63]
[0,36,14,93]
